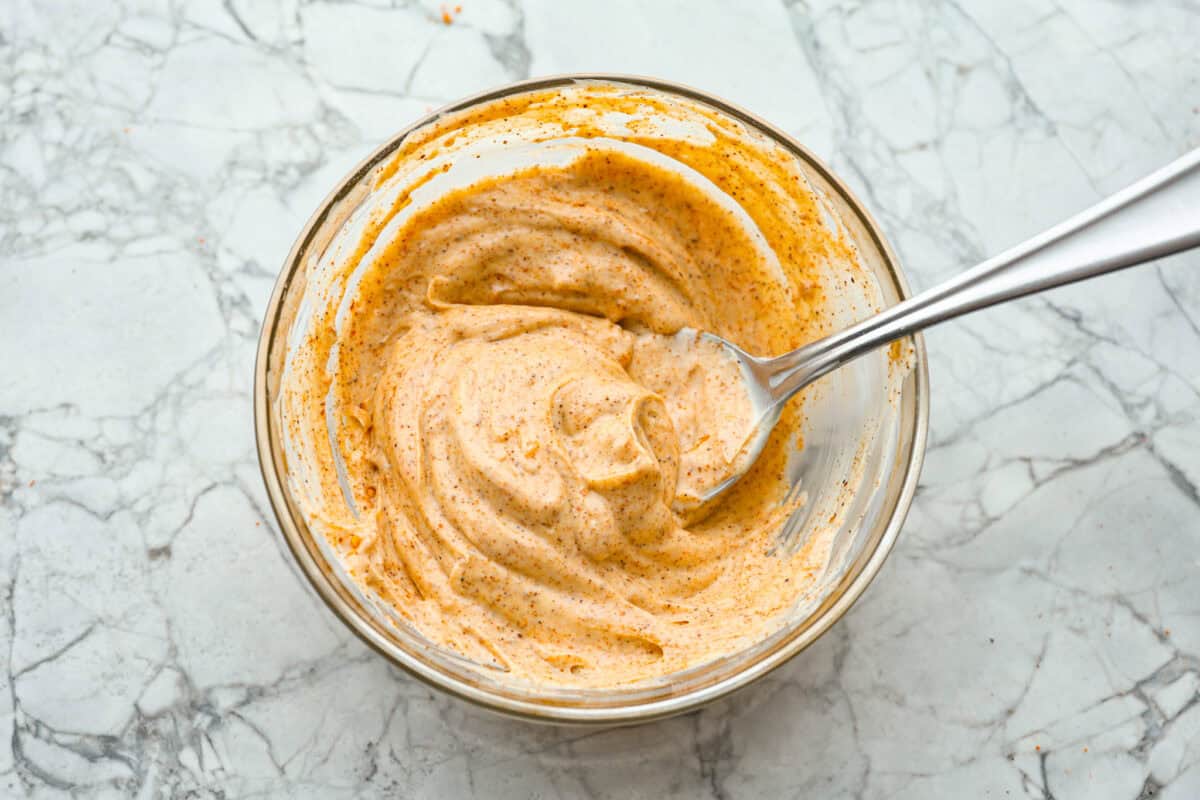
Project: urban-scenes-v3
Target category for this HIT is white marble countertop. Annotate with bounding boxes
[3,0,1200,797]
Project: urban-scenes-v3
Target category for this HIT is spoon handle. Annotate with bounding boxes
[764,148,1200,403]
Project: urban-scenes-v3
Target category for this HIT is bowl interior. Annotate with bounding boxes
[255,75,928,724]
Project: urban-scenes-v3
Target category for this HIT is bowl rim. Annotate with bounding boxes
[254,73,930,725]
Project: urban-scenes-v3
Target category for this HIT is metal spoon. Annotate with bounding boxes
[688,147,1200,508]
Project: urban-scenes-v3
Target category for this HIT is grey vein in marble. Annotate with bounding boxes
[2,0,1199,797]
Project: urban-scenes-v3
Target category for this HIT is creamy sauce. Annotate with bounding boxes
[280,85,860,688]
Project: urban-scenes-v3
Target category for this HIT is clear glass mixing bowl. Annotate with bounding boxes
[254,75,929,724]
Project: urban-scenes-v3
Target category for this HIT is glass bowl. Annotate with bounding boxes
[254,75,929,724]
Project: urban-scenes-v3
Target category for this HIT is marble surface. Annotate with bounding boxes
[3,0,1200,796]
